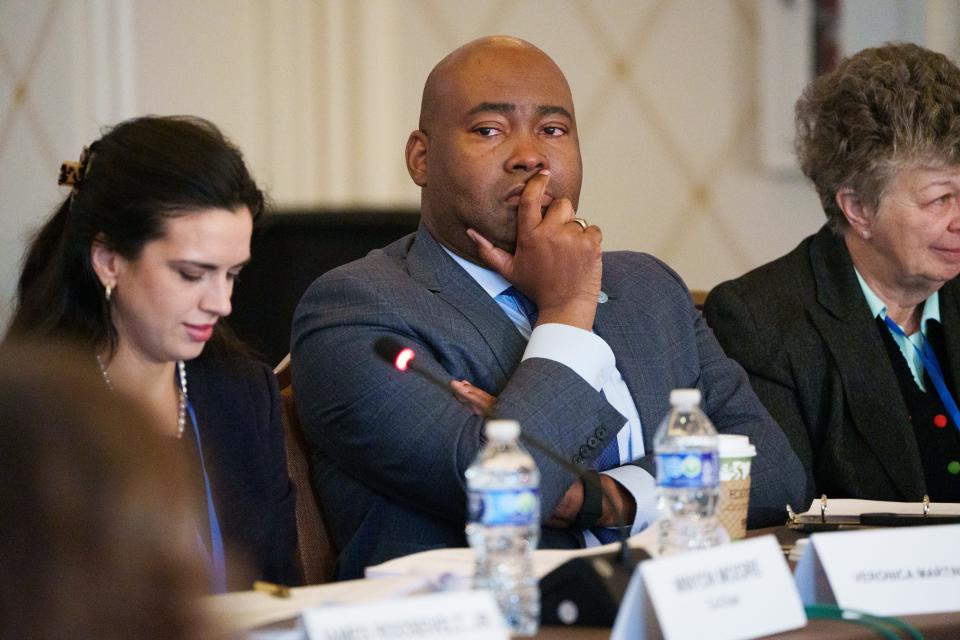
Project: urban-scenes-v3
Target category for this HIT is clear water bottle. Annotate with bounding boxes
[654,388,728,554]
[465,419,541,636]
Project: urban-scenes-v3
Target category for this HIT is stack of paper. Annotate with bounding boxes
[798,498,960,518]
[204,575,430,635]
[365,525,660,585]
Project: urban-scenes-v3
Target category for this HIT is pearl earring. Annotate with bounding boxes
[105,284,113,301]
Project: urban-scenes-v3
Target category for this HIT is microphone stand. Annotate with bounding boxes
[374,337,648,626]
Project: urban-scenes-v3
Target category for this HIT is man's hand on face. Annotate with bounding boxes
[467,170,602,332]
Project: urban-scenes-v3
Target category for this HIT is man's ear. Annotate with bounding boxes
[405,130,428,187]
[89,234,120,289]
[835,188,874,237]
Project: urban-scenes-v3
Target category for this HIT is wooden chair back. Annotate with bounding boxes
[274,354,337,583]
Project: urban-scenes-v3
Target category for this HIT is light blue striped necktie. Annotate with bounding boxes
[499,286,539,326]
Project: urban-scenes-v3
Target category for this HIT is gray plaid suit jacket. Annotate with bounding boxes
[292,225,805,579]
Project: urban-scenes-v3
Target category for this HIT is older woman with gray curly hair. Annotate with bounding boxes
[705,43,960,504]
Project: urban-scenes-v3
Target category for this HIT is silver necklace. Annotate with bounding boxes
[96,354,188,438]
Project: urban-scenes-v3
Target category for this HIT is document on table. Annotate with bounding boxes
[204,524,659,634]
[788,497,960,525]
[204,575,431,634]
[365,524,660,586]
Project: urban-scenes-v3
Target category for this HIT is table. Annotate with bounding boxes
[531,526,960,639]
[223,527,960,639]
[534,611,960,639]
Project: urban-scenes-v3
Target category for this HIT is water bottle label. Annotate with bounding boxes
[656,451,719,488]
[468,488,540,526]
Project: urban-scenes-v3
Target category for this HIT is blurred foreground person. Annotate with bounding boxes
[7,116,297,589]
[707,43,960,502]
[0,344,215,640]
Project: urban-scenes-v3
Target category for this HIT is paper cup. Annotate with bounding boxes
[717,434,756,540]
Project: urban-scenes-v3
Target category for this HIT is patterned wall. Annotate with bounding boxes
[2,0,957,324]
[397,0,779,280]
[0,0,70,319]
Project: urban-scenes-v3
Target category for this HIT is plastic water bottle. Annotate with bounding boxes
[654,388,728,554]
[466,419,541,636]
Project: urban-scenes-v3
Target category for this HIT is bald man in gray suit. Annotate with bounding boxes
[292,36,806,580]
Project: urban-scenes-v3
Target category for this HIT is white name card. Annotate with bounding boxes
[795,523,960,616]
[302,590,508,640]
[612,535,806,640]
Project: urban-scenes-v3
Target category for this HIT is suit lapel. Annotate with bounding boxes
[593,280,665,454]
[405,225,526,379]
[808,229,925,498]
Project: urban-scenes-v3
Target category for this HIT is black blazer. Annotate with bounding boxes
[704,225,960,503]
[185,354,298,589]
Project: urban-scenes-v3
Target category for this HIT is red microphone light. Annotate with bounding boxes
[395,348,415,371]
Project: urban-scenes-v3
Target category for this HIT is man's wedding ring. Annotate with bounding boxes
[572,217,588,230]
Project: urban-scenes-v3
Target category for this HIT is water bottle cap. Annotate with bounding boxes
[485,419,520,441]
[669,388,701,409]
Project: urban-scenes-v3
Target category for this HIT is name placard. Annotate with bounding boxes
[302,590,508,640]
[612,535,806,640]
[795,523,960,616]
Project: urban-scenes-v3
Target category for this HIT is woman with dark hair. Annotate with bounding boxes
[7,115,298,591]
[706,43,960,504]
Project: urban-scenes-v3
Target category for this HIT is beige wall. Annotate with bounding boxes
[2,0,958,325]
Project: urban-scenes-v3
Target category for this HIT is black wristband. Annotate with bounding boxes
[571,470,603,530]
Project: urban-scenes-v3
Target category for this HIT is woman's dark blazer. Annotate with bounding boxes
[704,225,960,504]
[185,354,298,589]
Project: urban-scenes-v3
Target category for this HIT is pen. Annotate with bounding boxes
[253,580,291,598]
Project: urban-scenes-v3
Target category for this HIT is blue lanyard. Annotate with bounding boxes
[184,395,228,593]
[884,316,960,436]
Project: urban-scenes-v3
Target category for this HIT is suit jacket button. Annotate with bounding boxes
[596,427,607,439]
[588,436,599,448]
[579,445,591,457]
[574,455,584,465]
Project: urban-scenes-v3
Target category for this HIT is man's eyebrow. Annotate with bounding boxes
[467,102,515,115]
[466,103,573,120]
[537,105,572,119]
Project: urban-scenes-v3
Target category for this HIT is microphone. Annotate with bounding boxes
[373,336,648,626]
[373,339,452,389]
